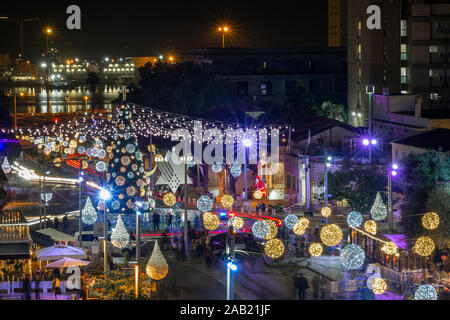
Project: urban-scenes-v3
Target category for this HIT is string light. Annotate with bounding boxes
[381,241,398,255]
[340,244,365,270]
[364,220,377,235]
[413,237,435,257]
[284,214,298,230]
[321,206,332,218]
[252,220,270,239]
[264,219,278,240]
[111,215,130,249]
[293,218,309,236]
[163,192,177,207]
[414,285,438,300]
[231,217,244,230]
[320,224,343,246]
[202,212,220,231]
[264,238,284,259]
[308,243,323,257]
[347,211,363,228]
[370,192,387,221]
[372,278,387,295]
[422,212,439,230]
[221,194,234,208]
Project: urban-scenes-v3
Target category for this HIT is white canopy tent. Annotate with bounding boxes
[37,244,87,261]
[45,257,90,268]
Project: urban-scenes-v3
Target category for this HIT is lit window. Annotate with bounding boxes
[401,44,407,60]
[357,44,362,61]
[358,21,362,37]
[401,20,407,37]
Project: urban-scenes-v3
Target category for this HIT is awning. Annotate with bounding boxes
[35,228,75,242]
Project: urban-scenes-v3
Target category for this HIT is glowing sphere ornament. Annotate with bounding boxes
[230,163,241,177]
[320,224,343,246]
[347,211,363,228]
[197,195,213,212]
[221,194,234,208]
[264,219,278,240]
[372,278,387,295]
[364,220,377,235]
[284,214,299,230]
[231,217,244,230]
[422,212,439,230]
[340,244,365,270]
[308,243,323,257]
[211,162,222,173]
[293,218,309,236]
[163,192,177,207]
[321,206,332,218]
[381,241,398,255]
[252,220,270,239]
[202,212,220,231]
[264,238,284,259]
[413,237,435,257]
[414,285,437,300]
[253,190,263,200]
[111,215,130,249]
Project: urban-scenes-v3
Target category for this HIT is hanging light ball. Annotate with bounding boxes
[340,244,365,270]
[414,285,438,300]
[347,211,363,228]
[320,224,343,246]
[381,241,398,255]
[148,198,156,208]
[197,195,213,212]
[308,243,323,257]
[253,190,263,200]
[230,163,241,177]
[211,162,222,173]
[221,194,234,208]
[264,238,284,259]
[202,212,220,231]
[321,206,332,218]
[163,192,177,207]
[413,237,435,257]
[154,154,164,162]
[422,212,440,230]
[284,214,299,230]
[95,161,107,172]
[293,218,309,236]
[364,220,377,235]
[231,217,244,230]
[264,220,278,240]
[252,220,270,239]
[372,278,387,295]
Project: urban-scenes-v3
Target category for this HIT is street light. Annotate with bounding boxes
[242,139,251,201]
[99,188,110,276]
[13,92,24,136]
[362,137,378,163]
[388,163,399,233]
[83,95,88,112]
[45,27,53,114]
[218,26,230,48]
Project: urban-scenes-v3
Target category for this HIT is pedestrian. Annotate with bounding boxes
[33,274,41,300]
[63,214,69,231]
[54,217,59,229]
[52,275,61,300]
[312,275,320,299]
[22,274,31,300]
[320,275,327,299]
[294,272,309,300]
[167,214,173,230]
[153,212,160,230]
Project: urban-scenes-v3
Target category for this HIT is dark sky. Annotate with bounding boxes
[1,0,328,61]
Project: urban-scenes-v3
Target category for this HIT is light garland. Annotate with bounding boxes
[111,215,130,249]
[252,220,270,239]
[347,211,363,228]
[197,195,213,212]
[381,241,398,255]
[340,244,365,270]
[414,285,438,300]
[372,278,387,295]
[264,238,284,259]
[321,206,332,218]
[263,219,278,240]
[320,224,343,246]
[202,212,220,231]
[221,194,234,208]
[308,243,323,257]
[422,212,439,230]
[81,197,97,225]
[146,241,169,281]
[231,217,244,230]
[364,220,377,235]
[293,218,309,236]
[370,192,387,221]
[284,214,298,230]
[163,192,177,207]
[253,190,263,200]
[413,237,435,257]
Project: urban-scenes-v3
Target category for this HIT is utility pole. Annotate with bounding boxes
[135,206,141,298]
[388,170,393,233]
[78,163,83,248]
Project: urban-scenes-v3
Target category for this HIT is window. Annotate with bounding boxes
[292,177,296,192]
[261,81,272,96]
[286,174,291,190]
[401,67,408,83]
[430,93,439,100]
[285,80,297,95]
[357,44,362,61]
[401,44,407,60]
[358,91,362,106]
[263,61,268,70]
[358,21,362,37]
[358,67,362,82]
[401,20,408,37]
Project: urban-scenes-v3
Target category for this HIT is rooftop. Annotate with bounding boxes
[392,128,450,152]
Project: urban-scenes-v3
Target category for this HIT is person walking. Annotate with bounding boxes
[294,272,309,300]
[33,274,41,300]
[152,212,160,231]
[312,275,320,299]
[62,214,68,232]
[320,275,327,299]
[167,214,173,230]
[54,217,59,229]
[22,274,31,300]
[52,275,61,300]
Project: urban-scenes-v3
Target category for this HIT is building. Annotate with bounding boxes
[0,53,10,73]
[182,47,347,109]
[347,0,450,128]
[329,0,348,47]
[391,128,450,162]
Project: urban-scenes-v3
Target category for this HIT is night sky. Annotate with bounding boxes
[1,0,328,60]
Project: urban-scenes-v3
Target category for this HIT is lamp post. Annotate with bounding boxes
[134,200,143,298]
[99,188,111,276]
[181,155,193,259]
[83,96,88,113]
[45,27,52,114]
[226,221,236,300]
[388,163,398,233]
[242,139,252,202]
[78,168,83,248]
[13,92,24,136]
[218,26,229,48]
[362,137,377,164]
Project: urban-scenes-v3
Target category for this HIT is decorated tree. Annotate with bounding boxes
[105,104,149,227]
[370,192,387,221]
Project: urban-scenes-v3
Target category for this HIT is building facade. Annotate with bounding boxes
[329,0,348,47]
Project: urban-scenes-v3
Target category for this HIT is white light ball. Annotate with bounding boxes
[284,214,299,230]
[414,285,437,300]
[347,211,363,228]
[197,195,213,212]
[340,244,365,270]
[252,220,270,239]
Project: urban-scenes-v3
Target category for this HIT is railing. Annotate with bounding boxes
[0,280,72,295]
